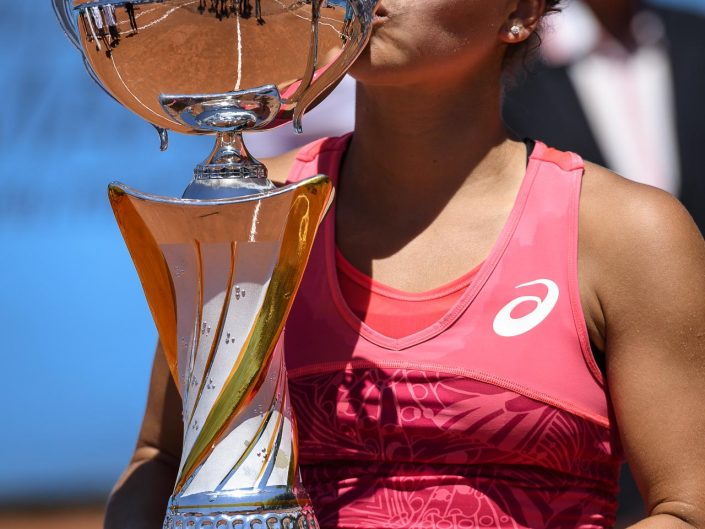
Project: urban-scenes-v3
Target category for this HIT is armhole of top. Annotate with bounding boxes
[590,339,607,376]
[526,141,607,390]
[567,162,607,388]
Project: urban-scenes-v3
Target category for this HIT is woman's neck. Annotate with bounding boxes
[341,73,514,205]
[334,73,528,284]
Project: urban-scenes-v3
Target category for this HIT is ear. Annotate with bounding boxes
[499,0,546,44]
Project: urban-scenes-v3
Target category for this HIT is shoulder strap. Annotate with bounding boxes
[287,134,352,183]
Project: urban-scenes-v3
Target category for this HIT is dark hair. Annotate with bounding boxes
[503,0,563,75]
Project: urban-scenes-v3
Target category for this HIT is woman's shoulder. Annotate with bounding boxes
[580,161,701,260]
[261,147,302,185]
[579,161,704,320]
[262,134,352,185]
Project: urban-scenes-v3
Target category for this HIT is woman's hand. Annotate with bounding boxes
[104,345,183,529]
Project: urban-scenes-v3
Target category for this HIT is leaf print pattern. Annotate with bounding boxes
[289,367,621,529]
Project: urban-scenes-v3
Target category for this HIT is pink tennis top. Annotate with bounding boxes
[283,135,623,529]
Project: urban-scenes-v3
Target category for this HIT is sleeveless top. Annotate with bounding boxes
[283,135,623,529]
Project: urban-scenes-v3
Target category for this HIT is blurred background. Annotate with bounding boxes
[1,1,704,527]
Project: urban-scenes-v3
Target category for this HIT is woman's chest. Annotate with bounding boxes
[288,368,617,484]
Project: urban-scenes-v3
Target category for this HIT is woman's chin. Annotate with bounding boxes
[349,40,407,85]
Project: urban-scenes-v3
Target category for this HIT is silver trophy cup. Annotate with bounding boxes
[53,1,377,527]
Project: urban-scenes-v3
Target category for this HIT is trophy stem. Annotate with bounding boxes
[195,131,267,180]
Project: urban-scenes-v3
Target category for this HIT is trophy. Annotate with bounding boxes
[53,1,377,527]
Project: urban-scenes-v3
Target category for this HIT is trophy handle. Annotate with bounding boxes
[51,0,169,150]
[291,0,377,133]
[52,0,113,98]
[51,0,81,51]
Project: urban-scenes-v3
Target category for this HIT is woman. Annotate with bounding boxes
[105,1,705,527]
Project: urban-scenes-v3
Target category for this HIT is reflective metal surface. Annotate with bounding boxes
[109,175,334,528]
[54,0,374,136]
[54,0,376,178]
[52,0,170,148]
[190,131,270,181]
[54,1,370,525]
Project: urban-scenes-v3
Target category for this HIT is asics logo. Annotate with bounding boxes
[493,279,559,337]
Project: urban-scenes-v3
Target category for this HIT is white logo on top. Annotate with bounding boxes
[492,279,559,337]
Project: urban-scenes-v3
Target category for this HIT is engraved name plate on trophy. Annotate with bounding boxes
[52,1,378,527]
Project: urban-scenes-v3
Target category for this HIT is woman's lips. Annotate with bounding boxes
[374,2,389,17]
[372,3,389,26]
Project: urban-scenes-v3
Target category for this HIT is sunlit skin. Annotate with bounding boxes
[351,0,510,86]
[105,1,705,528]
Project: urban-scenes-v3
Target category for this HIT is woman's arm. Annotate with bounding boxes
[104,344,183,529]
[582,164,705,528]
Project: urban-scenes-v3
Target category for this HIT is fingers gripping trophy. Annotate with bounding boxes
[53,1,377,527]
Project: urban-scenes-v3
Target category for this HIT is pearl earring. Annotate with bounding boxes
[510,24,522,37]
